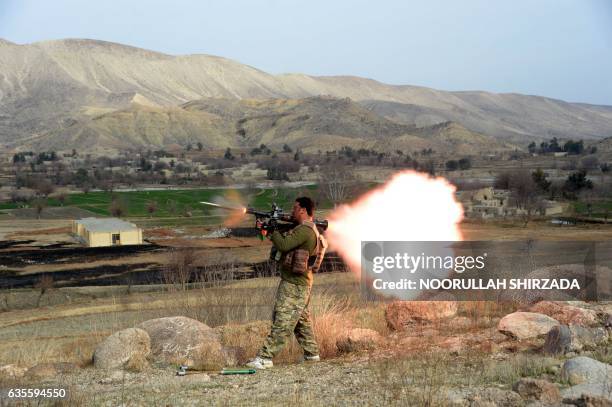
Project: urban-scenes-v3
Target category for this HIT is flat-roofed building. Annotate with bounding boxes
[72,217,143,247]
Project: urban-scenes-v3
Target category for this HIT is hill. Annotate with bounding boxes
[30,96,508,154]
[1,38,611,152]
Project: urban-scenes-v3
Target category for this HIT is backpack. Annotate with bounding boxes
[301,220,328,273]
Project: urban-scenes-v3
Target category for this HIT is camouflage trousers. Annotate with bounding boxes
[258,279,319,359]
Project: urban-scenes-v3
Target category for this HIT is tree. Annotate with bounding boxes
[164,248,196,291]
[56,193,67,206]
[445,160,459,171]
[34,180,55,198]
[507,170,538,210]
[458,157,472,170]
[527,141,537,154]
[504,170,541,226]
[224,148,235,160]
[531,169,551,192]
[319,164,357,205]
[197,142,203,151]
[35,274,54,307]
[146,200,157,217]
[494,172,512,189]
[33,198,46,219]
[563,140,584,155]
[109,197,127,217]
[186,143,193,151]
[282,144,292,153]
[422,160,436,176]
[563,170,593,199]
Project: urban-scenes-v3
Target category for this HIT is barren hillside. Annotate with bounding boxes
[1,38,612,152]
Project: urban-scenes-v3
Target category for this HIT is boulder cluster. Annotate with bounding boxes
[383,299,612,404]
[93,316,236,371]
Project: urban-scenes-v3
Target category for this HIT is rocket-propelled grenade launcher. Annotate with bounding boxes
[200,201,328,239]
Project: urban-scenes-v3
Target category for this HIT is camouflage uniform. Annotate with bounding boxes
[258,223,320,359]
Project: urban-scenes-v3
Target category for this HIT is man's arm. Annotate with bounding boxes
[270,225,310,253]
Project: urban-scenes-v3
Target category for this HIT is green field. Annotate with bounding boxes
[573,200,612,218]
[1,185,326,219]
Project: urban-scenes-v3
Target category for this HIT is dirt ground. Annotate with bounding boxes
[0,272,609,405]
[1,219,612,404]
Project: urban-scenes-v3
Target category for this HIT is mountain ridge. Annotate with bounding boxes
[1,38,611,152]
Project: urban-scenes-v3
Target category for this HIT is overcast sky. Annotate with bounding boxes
[1,0,611,105]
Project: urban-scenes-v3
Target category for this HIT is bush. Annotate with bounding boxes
[445,160,459,171]
[458,157,472,170]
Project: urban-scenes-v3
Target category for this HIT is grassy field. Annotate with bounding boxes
[1,185,325,219]
[574,200,612,218]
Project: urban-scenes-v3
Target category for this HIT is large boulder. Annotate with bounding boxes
[93,328,151,370]
[336,328,382,353]
[543,325,609,355]
[512,378,561,404]
[497,312,559,340]
[385,301,457,330]
[137,316,232,369]
[561,356,612,385]
[529,301,598,327]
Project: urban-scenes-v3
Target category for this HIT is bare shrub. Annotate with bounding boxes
[32,198,46,219]
[146,200,157,217]
[252,259,278,278]
[162,248,197,291]
[319,163,358,205]
[109,197,127,217]
[35,274,54,307]
[311,292,353,358]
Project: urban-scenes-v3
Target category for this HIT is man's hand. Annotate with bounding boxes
[256,219,277,237]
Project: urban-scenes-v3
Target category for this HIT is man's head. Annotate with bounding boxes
[292,196,315,223]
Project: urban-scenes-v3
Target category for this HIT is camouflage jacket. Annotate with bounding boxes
[270,223,317,286]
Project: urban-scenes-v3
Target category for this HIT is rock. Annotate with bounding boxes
[468,388,525,407]
[529,301,598,327]
[561,383,612,404]
[573,395,612,406]
[137,316,231,369]
[498,312,559,340]
[336,328,382,353]
[543,325,609,355]
[0,364,27,380]
[385,301,457,330]
[512,378,561,404]
[25,362,78,379]
[561,357,612,385]
[93,327,151,370]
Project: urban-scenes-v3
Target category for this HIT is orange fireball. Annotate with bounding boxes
[325,170,464,274]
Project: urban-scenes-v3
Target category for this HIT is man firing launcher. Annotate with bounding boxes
[246,196,326,369]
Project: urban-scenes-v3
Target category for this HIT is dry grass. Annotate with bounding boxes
[369,351,454,406]
[0,273,367,368]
